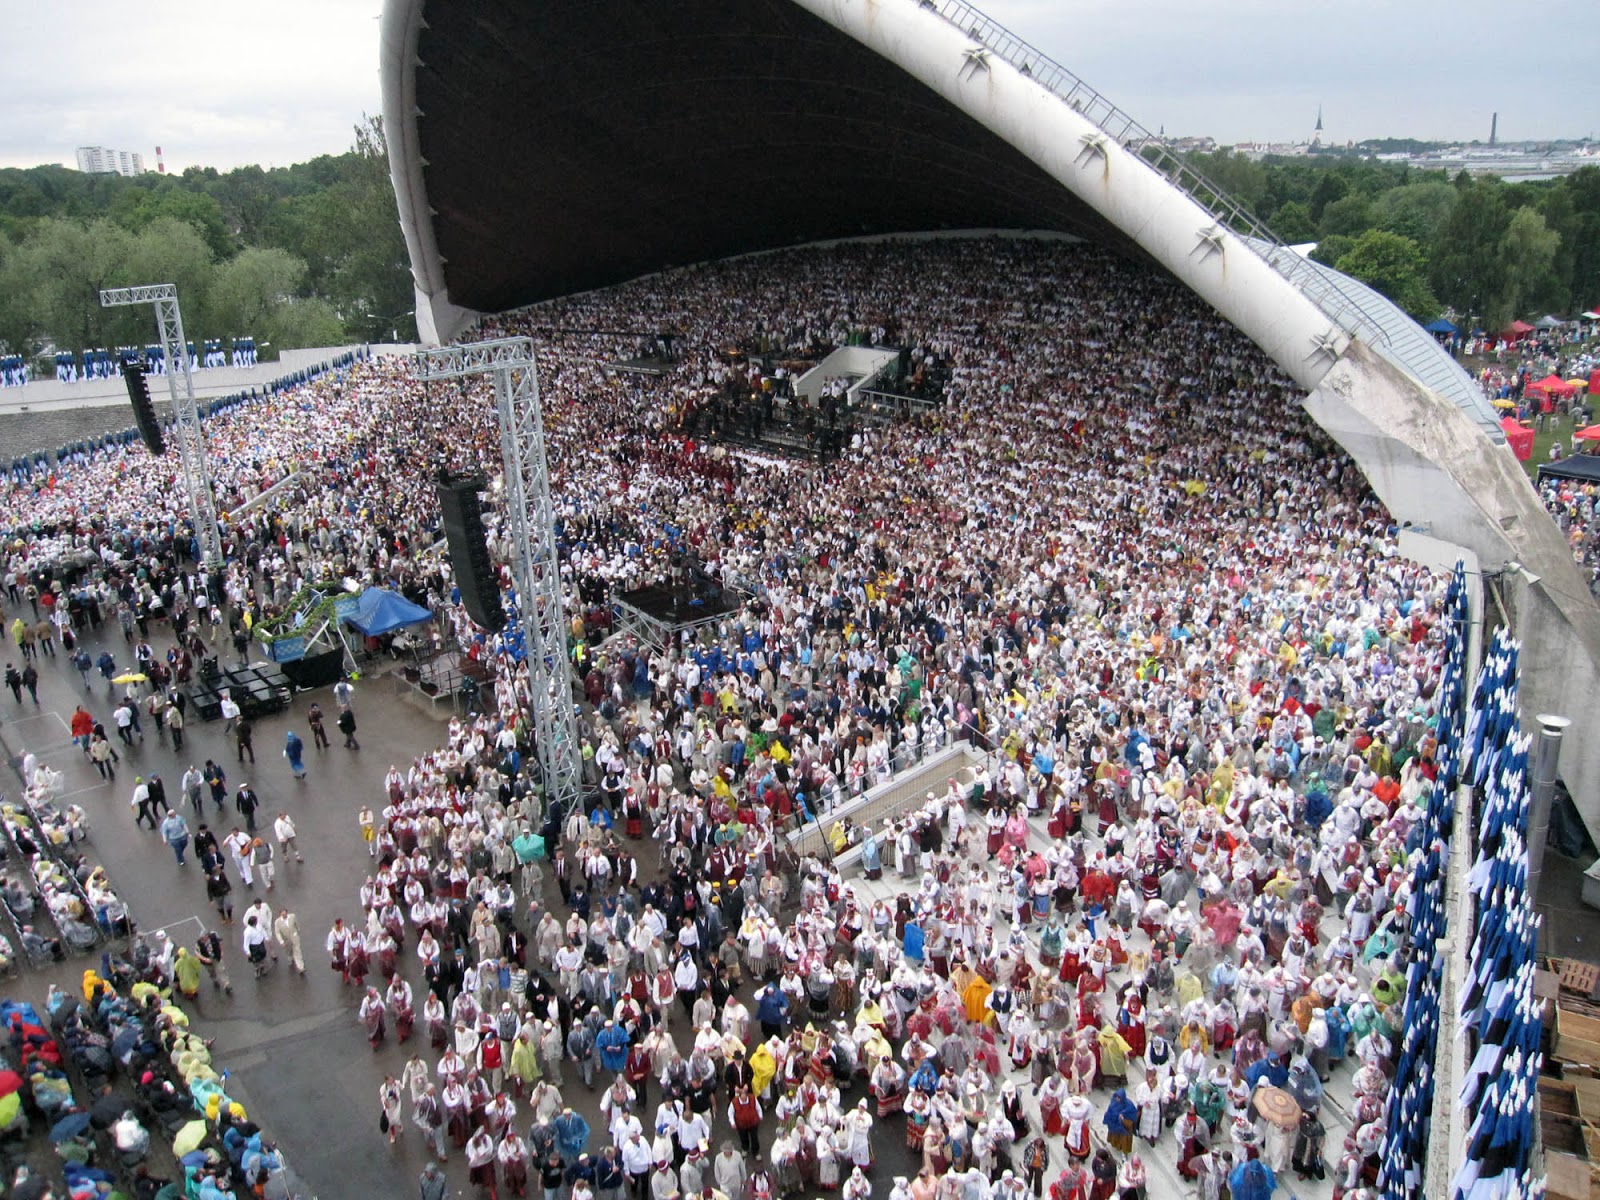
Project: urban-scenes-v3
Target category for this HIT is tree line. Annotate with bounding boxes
[1,123,1595,362]
[0,117,415,364]
[1187,151,1600,327]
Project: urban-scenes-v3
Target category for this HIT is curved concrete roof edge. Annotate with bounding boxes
[379,0,478,345]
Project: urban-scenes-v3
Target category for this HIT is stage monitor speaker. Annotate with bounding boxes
[121,362,165,456]
[436,475,506,632]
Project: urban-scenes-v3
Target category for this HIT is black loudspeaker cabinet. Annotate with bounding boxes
[437,476,507,632]
[121,362,165,456]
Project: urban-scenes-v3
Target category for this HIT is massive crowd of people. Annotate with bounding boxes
[1,236,1466,1200]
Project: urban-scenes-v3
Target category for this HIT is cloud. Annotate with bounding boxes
[0,0,383,171]
[982,0,1598,144]
[0,0,1593,174]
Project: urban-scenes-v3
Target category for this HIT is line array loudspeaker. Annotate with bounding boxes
[122,362,165,456]
[436,475,506,632]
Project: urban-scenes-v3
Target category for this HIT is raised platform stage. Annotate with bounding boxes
[612,580,741,650]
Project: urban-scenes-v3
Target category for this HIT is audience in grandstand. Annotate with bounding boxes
[0,237,1482,1199]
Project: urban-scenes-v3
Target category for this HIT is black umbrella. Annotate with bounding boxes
[49,1111,91,1142]
[90,1092,126,1129]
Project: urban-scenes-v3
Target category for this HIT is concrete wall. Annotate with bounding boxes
[786,741,983,859]
[1306,342,1600,840]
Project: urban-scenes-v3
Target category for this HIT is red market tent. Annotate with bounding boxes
[1501,320,1536,340]
[1500,417,1534,461]
[1530,373,1578,397]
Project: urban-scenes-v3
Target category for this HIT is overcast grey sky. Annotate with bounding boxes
[1,0,1594,173]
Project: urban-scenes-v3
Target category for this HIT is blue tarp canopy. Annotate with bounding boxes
[342,587,432,637]
[1423,318,1459,334]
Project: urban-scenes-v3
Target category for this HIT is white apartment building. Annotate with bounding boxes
[75,146,147,176]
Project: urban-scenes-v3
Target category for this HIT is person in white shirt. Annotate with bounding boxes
[273,908,306,974]
[273,812,302,862]
[675,1108,710,1157]
[242,913,271,977]
[224,828,255,887]
[621,1131,654,1200]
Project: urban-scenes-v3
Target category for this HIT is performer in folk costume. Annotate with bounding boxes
[871,1056,907,1116]
[1037,1072,1068,1135]
[1115,990,1147,1059]
[905,1088,931,1152]
[359,986,387,1049]
[1061,1093,1095,1161]
[386,974,415,1042]
[623,788,645,838]
[1050,1161,1090,1200]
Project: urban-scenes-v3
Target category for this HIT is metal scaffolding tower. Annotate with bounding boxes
[413,337,584,823]
[99,284,224,568]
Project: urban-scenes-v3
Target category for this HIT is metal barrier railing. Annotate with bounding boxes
[921,0,1391,349]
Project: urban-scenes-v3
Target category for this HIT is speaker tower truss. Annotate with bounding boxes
[413,337,583,824]
[99,284,224,568]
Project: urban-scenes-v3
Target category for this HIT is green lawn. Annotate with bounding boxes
[1525,414,1585,480]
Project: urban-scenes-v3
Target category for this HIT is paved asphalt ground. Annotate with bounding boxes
[0,598,457,1198]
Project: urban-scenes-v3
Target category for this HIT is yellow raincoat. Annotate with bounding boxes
[750,1042,777,1097]
[1097,1025,1132,1078]
[510,1034,541,1085]
[1175,971,1203,1010]
[962,975,994,1025]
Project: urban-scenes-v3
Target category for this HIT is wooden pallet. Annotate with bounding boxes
[1561,958,1600,997]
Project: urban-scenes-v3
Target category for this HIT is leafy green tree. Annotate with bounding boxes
[124,217,217,337]
[1270,201,1317,243]
[1558,168,1600,311]
[13,218,142,350]
[266,297,346,350]
[1431,182,1511,327]
[1319,195,1374,239]
[279,117,415,342]
[1262,163,1318,216]
[1308,172,1349,223]
[1533,187,1577,315]
[1333,230,1439,320]
[1187,151,1269,212]
[1500,207,1560,320]
[1309,234,1355,269]
[209,246,306,336]
[0,232,35,354]
[110,181,233,259]
[1371,181,1457,247]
